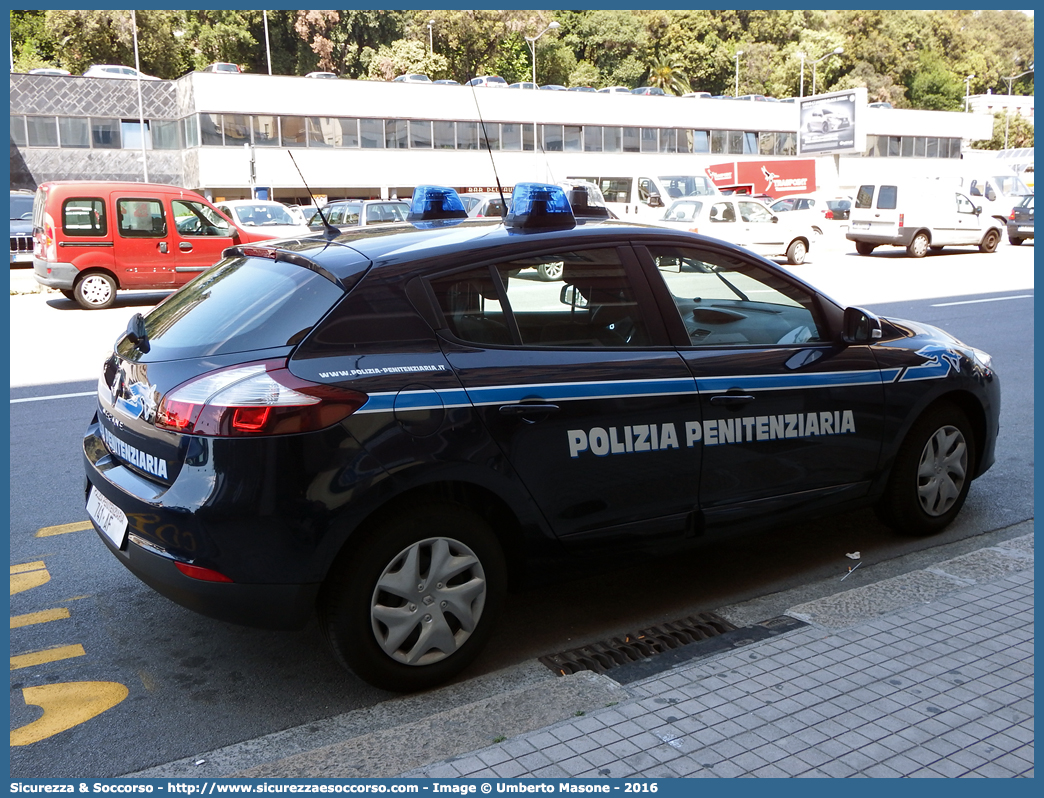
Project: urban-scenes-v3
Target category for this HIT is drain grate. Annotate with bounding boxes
[539,612,738,676]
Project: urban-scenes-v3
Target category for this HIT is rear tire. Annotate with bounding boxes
[59,289,76,301]
[73,272,117,310]
[319,503,506,692]
[786,239,807,265]
[855,242,876,256]
[536,262,564,281]
[979,229,1000,253]
[1008,236,1024,246]
[876,403,975,537]
[906,232,929,258]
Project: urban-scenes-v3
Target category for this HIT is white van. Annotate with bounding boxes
[956,173,1032,225]
[565,173,719,221]
[846,181,1004,258]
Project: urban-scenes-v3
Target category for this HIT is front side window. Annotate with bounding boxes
[429,247,651,349]
[647,245,823,347]
[173,200,232,237]
[117,198,166,238]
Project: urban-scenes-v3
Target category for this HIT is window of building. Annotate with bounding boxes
[604,126,622,153]
[151,119,180,150]
[622,127,640,153]
[691,130,710,153]
[11,116,27,147]
[252,115,279,146]
[91,118,121,149]
[222,114,250,145]
[305,117,330,147]
[659,128,677,153]
[199,113,223,146]
[759,132,775,156]
[410,120,433,148]
[359,118,384,148]
[385,119,409,149]
[501,122,522,151]
[640,127,658,153]
[728,131,745,154]
[480,121,500,150]
[434,120,455,149]
[564,125,582,152]
[280,116,307,147]
[542,124,564,151]
[59,117,91,148]
[120,120,152,150]
[457,121,479,150]
[182,115,200,148]
[584,126,602,152]
[27,116,59,147]
[711,129,727,154]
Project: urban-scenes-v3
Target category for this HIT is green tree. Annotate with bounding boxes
[907,51,964,111]
[645,54,691,95]
[366,39,448,81]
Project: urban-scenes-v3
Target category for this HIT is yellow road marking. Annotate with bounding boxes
[10,562,50,596]
[11,608,71,629]
[11,682,129,746]
[11,644,86,670]
[36,521,92,537]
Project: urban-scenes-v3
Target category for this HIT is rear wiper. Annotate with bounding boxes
[125,312,150,354]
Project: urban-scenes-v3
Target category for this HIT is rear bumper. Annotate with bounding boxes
[33,258,78,289]
[1006,221,1034,239]
[846,229,916,247]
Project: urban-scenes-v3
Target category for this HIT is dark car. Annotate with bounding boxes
[10,190,36,266]
[84,183,999,692]
[1006,194,1033,245]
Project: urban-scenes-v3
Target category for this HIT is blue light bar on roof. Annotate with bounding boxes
[506,183,576,231]
[407,185,468,222]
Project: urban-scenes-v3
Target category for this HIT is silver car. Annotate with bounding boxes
[656,197,815,265]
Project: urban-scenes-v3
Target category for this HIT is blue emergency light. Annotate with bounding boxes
[505,183,576,231]
[407,186,468,223]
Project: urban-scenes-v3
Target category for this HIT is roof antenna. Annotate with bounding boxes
[467,77,508,217]
[286,149,340,239]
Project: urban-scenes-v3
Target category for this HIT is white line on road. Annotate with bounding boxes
[932,294,1033,307]
[11,391,96,404]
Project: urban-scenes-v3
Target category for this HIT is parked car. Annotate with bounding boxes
[305,72,338,79]
[82,182,999,692]
[10,190,36,266]
[433,79,461,86]
[1006,194,1034,245]
[846,181,1003,257]
[631,86,666,96]
[465,76,508,88]
[83,64,159,80]
[568,86,596,92]
[682,91,711,98]
[736,94,768,101]
[868,101,893,109]
[957,173,1033,227]
[540,84,567,91]
[203,63,241,73]
[596,86,631,94]
[655,196,814,265]
[287,204,318,226]
[508,82,539,90]
[769,193,853,234]
[458,193,510,219]
[393,74,431,83]
[308,199,411,230]
[27,67,71,76]
[30,181,282,309]
[215,200,313,239]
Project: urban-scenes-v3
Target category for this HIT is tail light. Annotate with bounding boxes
[898,213,905,228]
[1009,209,1017,220]
[154,359,367,437]
[36,212,57,262]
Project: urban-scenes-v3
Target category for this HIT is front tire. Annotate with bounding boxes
[979,229,1000,253]
[320,503,506,692]
[876,403,975,536]
[786,239,807,265]
[536,261,564,281]
[906,232,929,258]
[73,272,117,310]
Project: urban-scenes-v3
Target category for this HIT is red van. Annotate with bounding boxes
[32,182,293,309]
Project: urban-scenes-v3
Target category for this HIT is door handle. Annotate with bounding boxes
[179,242,193,252]
[709,394,755,408]
[498,403,560,417]
[158,242,167,254]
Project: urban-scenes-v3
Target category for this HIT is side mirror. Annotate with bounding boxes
[974,206,982,216]
[842,307,882,344]
[560,284,589,308]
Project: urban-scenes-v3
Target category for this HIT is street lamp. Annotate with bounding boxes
[734,50,743,97]
[963,74,975,112]
[811,46,843,96]
[796,52,806,98]
[1002,63,1033,149]
[525,21,559,86]
[427,19,435,55]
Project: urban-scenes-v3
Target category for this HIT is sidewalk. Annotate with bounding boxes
[399,530,1034,779]
[134,524,1033,779]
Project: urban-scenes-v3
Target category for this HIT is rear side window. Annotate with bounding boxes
[854,186,874,209]
[117,198,166,237]
[876,186,897,210]
[62,198,107,236]
[125,257,344,359]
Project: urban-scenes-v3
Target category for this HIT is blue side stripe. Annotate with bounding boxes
[355,370,891,414]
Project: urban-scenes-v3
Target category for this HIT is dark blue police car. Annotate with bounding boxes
[84,184,999,692]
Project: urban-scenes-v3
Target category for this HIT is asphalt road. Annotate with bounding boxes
[8,233,1034,777]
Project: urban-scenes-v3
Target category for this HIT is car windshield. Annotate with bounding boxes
[231,204,298,226]
[990,175,1031,197]
[664,201,702,221]
[659,176,717,198]
[10,194,34,219]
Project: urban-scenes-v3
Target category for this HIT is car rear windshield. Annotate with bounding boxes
[124,256,344,360]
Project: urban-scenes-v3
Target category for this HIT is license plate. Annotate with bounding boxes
[850,222,869,230]
[87,487,128,549]
[1018,226,1032,231]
